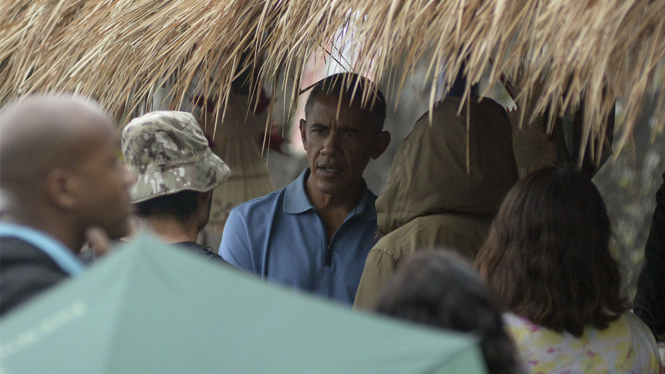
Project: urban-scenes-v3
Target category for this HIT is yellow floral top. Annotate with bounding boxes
[504,312,662,374]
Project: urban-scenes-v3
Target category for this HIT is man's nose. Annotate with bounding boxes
[321,133,339,155]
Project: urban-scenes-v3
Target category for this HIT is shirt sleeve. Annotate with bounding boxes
[219,209,255,273]
[353,247,398,310]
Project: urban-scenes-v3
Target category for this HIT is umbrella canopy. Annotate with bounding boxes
[1,0,664,151]
[0,235,486,374]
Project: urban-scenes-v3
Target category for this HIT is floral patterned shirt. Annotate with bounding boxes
[504,312,662,374]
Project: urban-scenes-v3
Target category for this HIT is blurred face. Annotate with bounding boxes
[73,119,134,239]
[300,94,389,198]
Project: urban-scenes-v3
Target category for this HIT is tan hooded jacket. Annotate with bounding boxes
[353,97,518,309]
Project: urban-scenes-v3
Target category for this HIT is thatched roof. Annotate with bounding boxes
[1,0,664,154]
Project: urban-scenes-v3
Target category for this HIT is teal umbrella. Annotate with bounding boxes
[0,235,486,374]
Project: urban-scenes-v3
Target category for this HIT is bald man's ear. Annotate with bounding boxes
[45,169,78,210]
[371,131,391,160]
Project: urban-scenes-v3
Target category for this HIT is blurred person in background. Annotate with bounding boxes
[374,249,524,374]
[353,87,518,309]
[0,95,134,316]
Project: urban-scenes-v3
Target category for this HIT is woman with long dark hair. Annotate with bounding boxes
[475,167,661,373]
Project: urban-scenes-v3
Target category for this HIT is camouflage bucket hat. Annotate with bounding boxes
[122,111,231,203]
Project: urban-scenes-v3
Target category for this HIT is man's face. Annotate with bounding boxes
[74,120,134,239]
[300,94,389,197]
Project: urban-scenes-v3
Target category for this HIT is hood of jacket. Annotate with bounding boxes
[376,96,518,235]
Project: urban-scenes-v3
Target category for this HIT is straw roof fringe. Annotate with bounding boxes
[1,0,664,157]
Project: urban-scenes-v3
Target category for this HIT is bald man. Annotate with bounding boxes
[0,95,134,316]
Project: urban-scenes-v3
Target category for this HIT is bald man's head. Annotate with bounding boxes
[0,95,134,244]
[0,96,109,186]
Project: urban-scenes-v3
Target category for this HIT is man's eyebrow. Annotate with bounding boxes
[310,123,330,128]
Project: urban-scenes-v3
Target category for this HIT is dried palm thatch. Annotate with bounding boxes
[1,0,664,158]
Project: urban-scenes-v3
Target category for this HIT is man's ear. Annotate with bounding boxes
[197,190,214,215]
[371,131,391,159]
[199,190,214,206]
[299,119,308,151]
[198,190,215,229]
[45,169,78,210]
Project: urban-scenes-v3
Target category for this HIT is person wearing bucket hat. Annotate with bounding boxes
[122,111,231,263]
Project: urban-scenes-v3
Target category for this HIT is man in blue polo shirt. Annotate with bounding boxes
[220,73,391,304]
[0,96,134,316]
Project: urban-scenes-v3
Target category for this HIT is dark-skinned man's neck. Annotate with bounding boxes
[305,176,363,214]
[305,176,363,244]
[8,213,85,254]
[141,216,199,244]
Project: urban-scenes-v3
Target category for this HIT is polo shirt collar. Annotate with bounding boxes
[0,222,85,276]
[354,186,377,222]
[284,169,315,214]
[284,168,377,222]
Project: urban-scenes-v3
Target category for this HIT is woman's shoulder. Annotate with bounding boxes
[504,312,661,374]
[618,312,661,361]
[504,311,657,346]
[589,312,660,373]
[595,312,658,347]
[502,313,563,347]
[621,310,656,335]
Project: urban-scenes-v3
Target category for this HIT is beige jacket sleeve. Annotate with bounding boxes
[353,246,398,310]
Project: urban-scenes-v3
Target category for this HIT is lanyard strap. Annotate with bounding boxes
[0,223,84,276]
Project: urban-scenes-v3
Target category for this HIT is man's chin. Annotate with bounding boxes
[106,220,131,241]
[308,172,362,197]
[314,180,358,197]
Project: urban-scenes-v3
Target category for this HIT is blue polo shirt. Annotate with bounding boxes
[219,169,379,304]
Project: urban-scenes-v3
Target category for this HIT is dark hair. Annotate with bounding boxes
[475,167,627,337]
[305,73,386,131]
[374,250,522,374]
[135,190,200,222]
